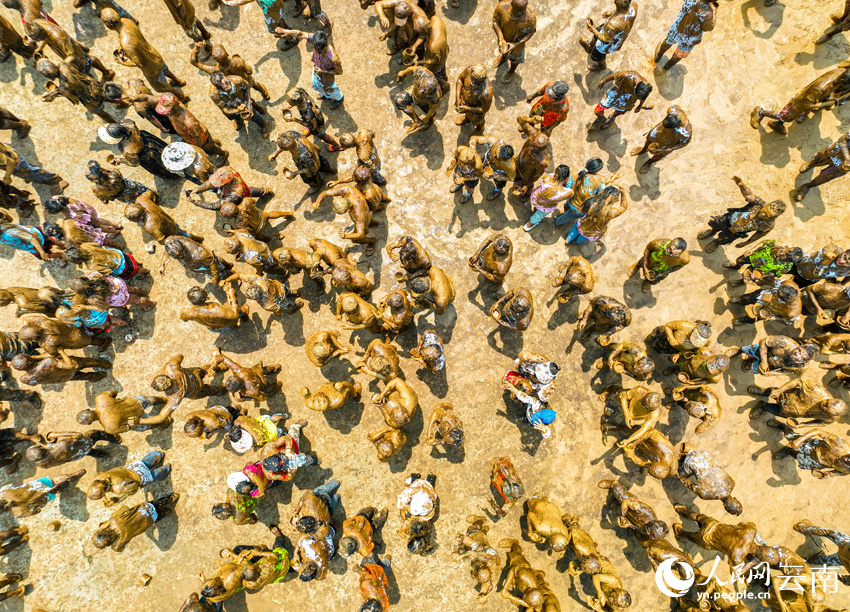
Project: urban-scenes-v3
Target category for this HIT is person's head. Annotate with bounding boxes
[532,133,549,150]
[24,21,46,42]
[242,283,265,303]
[103,123,129,143]
[498,144,514,161]
[44,195,70,215]
[648,461,670,480]
[420,344,441,363]
[554,164,570,184]
[262,454,291,474]
[184,418,205,438]
[633,356,655,379]
[410,277,431,295]
[123,202,145,222]
[286,87,306,107]
[77,409,97,425]
[367,355,390,377]
[635,81,653,100]
[223,237,242,255]
[35,58,58,80]
[87,480,108,500]
[25,444,49,463]
[19,324,43,343]
[474,565,492,584]
[393,1,411,26]
[360,599,383,612]
[155,93,179,116]
[776,284,798,303]
[668,238,687,256]
[445,427,464,447]
[100,7,121,29]
[220,201,238,219]
[609,589,632,609]
[470,64,488,83]
[756,545,781,566]
[386,291,404,310]
[693,324,712,345]
[510,0,528,12]
[103,82,124,103]
[547,81,568,101]
[494,236,511,255]
[241,565,260,583]
[705,355,730,376]
[310,31,328,51]
[277,132,297,152]
[524,589,544,608]
[296,515,318,533]
[234,480,257,496]
[836,250,850,268]
[210,43,229,62]
[200,578,225,599]
[823,399,847,418]
[644,520,669,540]
[10,354,34,372]
[151,374,176,393]
[789,343,818,366]
[580,554,602,575]
[394,91,413,109]
[614,0,632,10]
[164,237,185,259]
[662,111,682,129]
[42,221,63,241]
[339,535,358,557]
[685,401,707,419]
[299,560,318,582]
[63,246,89,264]
[331,196,352,214]
[341,295,359,313]
[644,392,663,411]
[510,294,530,315]
[350,166,371,188]
[548,533,568,554]
[836,70,850,89]
[210,71,231,91]
[92,527,118,549]
[86,160,104,181]
[722,496,743,516]
[186,286,208,306]
[778,247,804,264]
[224,376,244,395]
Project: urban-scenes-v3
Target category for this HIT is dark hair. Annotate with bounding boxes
[776,284,798,302]
[187,286,207,305]
[636,82,653,99]
[262,454,290,473]
[211,503,233,518]
[498,144,514,160]
[210,71,226,88]
[781,247,803,264]
[578,158,604,183]
[103,83,123,101]
[410,277,430,293]
[299,561,318,582]
[63,246,88,263]
[86,160,103,179]
[224,376,244,393]
[235,481,256,495]
[662,113,682,129]
[42,221,63,240]
[24,21,46,41]
[296,516,318,533]
[670,237,687,252]
[549,80,568,99]
[554,164,570,183]
[311,32,328,50]
[43,196,68,214]
[105,123,128,140]
[360,600,383,612]
[394,92,413,108]
[36,58,58,79]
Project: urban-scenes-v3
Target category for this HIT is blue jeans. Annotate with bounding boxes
[554,208,582,226]
[313,479,341,513]
[526,208,553,227]
[565,223,591,244]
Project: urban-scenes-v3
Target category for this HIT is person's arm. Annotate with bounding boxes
[189,45,215,74]
[424,407,442,444]
[525,84,546,104]
[445,154,458,176]
[25,230,50,260]
[469,237,493,265]
[374,1,393,29]
[701,4,717,32]
[597,74,615,89]
[839,137,850,168]
[492,10,505,46]
[805,281,827,315]
[2,155,15,184]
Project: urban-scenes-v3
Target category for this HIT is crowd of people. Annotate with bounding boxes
[0,0,847,610]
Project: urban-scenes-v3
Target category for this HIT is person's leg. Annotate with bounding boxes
[653,36,674,63]
[796,165,847,201]
[149,464,171,481]
[0,583,25,603]
[663,46,690,70]
[523,208,550,231]
[554,208,581,227]
[426,473,437,487]
[794,521,850,546]
[564,222,583,244]
[48,470,86,495]
[488,179,507,200]
[151,493,180,520]
[90,431,121,444]
[141,450,165,469]
[194,19,212,41]
[13,156,67,194]
[88,55,115,81]
[249,187,275,199]
[639,153,666,174]
[70,371,107,382]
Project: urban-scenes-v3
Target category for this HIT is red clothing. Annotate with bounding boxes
[359,564,390,612]
[532,82,569,128]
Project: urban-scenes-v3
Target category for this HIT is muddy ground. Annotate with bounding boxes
[0,0,848,611]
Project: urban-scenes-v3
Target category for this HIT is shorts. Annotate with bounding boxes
[665,29,697,53]
[528,407,556,426]
[508,45,525,63]
[311,71,343,101]
[115,252,140,280]
[776,102,800,123]
[595,102,626,116]
[464,179,480,189]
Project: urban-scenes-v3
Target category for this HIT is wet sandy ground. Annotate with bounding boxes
[0,0,848,611]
